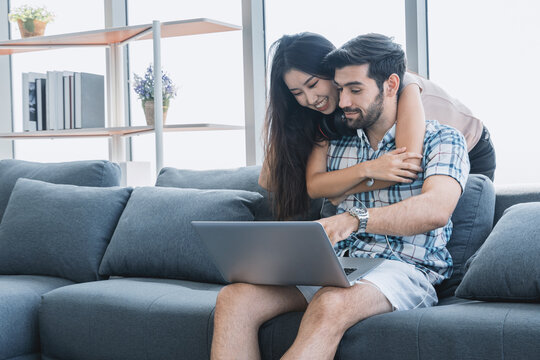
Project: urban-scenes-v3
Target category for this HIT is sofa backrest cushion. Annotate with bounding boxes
[493,183,540,226]
[436,174,496,298]
[0,159,121,222]
[0,179,131,283]
[99,186,263,284]
[155,165,323,221]
[456,202,540,301]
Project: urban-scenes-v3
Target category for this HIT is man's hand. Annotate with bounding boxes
[316,213,359,246]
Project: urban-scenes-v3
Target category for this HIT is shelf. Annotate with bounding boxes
[0,123,244,139]
[0,18,241,55]
[1,17,244,174]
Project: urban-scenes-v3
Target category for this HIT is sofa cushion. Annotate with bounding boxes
[6,355,40,360]
[435,174,495,298]
[259,301,540,360]
[155,165,324,220]
[0,179,132,283]
[0,275,73,360]
[494,183,540,225]
[0,159,121,222]
[39,278,223,360]
[99,187,262,283]
[456,202,540,301]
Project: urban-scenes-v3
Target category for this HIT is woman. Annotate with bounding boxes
[259,32,495,220]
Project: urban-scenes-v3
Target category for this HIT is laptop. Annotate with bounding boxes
[191,221,385,288]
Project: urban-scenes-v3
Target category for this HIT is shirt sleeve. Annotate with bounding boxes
[401,72,424,93]
[423,124,470,192]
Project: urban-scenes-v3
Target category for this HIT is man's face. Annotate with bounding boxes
[334,64,384,130]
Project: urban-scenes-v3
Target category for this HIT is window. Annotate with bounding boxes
[127,0,245,172]
[428,0,540,184]
[9,0,108,162]
[265,0,406,57]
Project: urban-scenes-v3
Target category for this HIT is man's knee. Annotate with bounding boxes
[216,283,258,312]
[310,288,347,320]
[308,284,391,326]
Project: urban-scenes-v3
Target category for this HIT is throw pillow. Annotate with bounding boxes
[99,186,263,283]
[0,159,121,222]
[455,202,540,301]
[0,178,132,283]
[155,165,323,220]
[435,174,495,298]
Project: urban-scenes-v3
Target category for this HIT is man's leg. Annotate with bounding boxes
[283,281,392,360]
[211,283,307,360]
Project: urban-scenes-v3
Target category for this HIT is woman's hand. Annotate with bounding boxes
[364,147,423,183]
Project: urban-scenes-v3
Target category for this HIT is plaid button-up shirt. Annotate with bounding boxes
[328,120,470,284]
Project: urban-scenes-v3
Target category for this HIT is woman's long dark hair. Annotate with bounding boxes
[263,33,336,220]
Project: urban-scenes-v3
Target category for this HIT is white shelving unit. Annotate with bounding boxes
[0,18,243,174]
[0,124,245,139]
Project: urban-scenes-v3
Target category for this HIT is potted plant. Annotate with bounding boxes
[8,5,55,38]
[133,64,177,126]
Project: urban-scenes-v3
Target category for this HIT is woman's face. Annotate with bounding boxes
[283,69,339,115]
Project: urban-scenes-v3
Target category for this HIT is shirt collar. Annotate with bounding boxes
[356,123,397,149]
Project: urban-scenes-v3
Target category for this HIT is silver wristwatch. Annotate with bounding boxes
[348,207,369,233]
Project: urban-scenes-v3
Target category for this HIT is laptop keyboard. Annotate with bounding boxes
[344,267,357,275]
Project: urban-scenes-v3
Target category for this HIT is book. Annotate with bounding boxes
[70,75,75,129]
[35,78,47,131]
[74,72,105,129]
[61,71,74,129]
[46,70,71,130]
[63,75,71,129]
[46,71,60,130]
[22,72,46,131]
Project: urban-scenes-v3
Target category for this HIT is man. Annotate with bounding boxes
[211,33,469,360]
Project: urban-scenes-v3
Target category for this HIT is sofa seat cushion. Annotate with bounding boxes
[259,301,540,360]
[0,275,73,360]
[39,278,223,360]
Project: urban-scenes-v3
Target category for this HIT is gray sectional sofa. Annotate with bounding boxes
[0,159,539,360]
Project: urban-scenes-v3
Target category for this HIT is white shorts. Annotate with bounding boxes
[297,259,438,311]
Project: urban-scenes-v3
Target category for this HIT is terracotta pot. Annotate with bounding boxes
[143,100,168,126]
[17,19,48,38]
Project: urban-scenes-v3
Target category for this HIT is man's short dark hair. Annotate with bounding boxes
[324,33,406,92]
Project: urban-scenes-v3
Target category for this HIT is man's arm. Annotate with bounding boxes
[367,175,461,236]
[317,174,462,245]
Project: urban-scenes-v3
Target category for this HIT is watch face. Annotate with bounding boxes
[353,207,367,217]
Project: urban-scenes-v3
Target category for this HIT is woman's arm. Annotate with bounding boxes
[336,83,426,200]
[396,83,425,164]
[306,141,422,199]
[306,141,368,199]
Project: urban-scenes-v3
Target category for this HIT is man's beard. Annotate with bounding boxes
[342,91,384,130]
